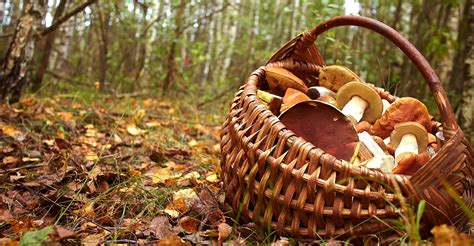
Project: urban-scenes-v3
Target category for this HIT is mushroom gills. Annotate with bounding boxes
[341,95,369,123]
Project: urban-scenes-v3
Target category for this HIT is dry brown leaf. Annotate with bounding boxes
[157,236,190,246]
[149,216,176,239]
[3,156,19,165]
[178,216,199,234]
[164,198,189,218]
[217,222,232,244]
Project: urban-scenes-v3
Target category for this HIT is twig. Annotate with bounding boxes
[0,163,48,174]
[39,0,98,37]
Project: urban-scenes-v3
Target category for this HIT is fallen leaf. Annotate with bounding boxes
[149,216,176,239]
[85,152,98,161]
[164,198,189,218]
[218,223,232,244]
[145,121,161,128]
[432,224,473,246]
[57,112,74,123]
[157,236,190,246]
[126,124,145,136]
[178,216,199,234]
[145,167,173,184]
[3,156,19,165]
[205,173,219,183]
[187,139,198,147]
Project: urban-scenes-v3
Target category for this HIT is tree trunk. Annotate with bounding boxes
[450,0,474,138]
[96,4,110,91]
[30,0,67,92]
[0,0,46,103]
[162,0,186,94]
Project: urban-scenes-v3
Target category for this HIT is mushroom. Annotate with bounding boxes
[257,90,282,115]
[307,86,336,100]
[319,65,363,91]
[355,121,372,133]
[336,82,383,123]
[279,101,358,161]
[280,88,311,113]
[382,99,391,114]
[358,131,395,172]
[392,150,431,176]
[316,95,337,107]
[390,122,429,163]
[266,67,308,95]
[371,97,432,139]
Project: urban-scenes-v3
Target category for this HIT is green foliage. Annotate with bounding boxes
[20,226,53,246]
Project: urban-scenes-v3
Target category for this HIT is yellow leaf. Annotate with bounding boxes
[145,121,161,128]
[173,188,197,201]
[57,112,74,123]
[85,152,98,161]
[126,124,145,136]
[163,209,180,218]
[22,157,40,162]
[43,139,55,146]
[205,173,219,183]
[187,139,198,147]
[145,167,173,184]
[128,170,141,177]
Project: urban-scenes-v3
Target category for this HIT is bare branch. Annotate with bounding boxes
[39,0,98,37]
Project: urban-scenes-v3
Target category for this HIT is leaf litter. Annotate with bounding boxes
[0,96,240,245]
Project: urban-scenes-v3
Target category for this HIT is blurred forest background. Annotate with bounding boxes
[0,0,473,140]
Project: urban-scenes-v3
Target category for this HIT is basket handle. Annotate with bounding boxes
[304,16,457,130]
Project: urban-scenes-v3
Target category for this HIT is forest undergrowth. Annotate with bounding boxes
[0,91,472,245]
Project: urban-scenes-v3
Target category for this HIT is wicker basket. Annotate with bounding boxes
[220,16,473,240]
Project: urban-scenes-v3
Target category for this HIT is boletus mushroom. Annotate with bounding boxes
[371,97,431,139]
[265,67,308,95]
[390,122,429,175]
[336,82,383,123]
[279,101,358,161]
[319,65,363,91]
[280,88,311,113]
[358,131,395,172]
[307,86,336,100]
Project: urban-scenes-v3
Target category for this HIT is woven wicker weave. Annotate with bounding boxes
[220,16,473,240]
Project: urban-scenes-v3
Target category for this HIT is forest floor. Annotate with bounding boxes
[0,95,472,245]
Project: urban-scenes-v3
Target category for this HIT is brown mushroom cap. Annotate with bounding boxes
[390,122,429,153]
[371,97,432,139]
[266,67,308,95]
[336,82,383,123]
[319,65,363,91]
[279,101,358,161]
[280,88,311,113]
[393,152,418,175]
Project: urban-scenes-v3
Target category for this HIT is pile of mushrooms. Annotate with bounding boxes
[257,65,440,175]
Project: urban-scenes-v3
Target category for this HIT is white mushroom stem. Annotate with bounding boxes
[359,131,395,172]
[382,99,391,114]
[394,133,418,159]
[358,132,385,157]
[341,96,368,123]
